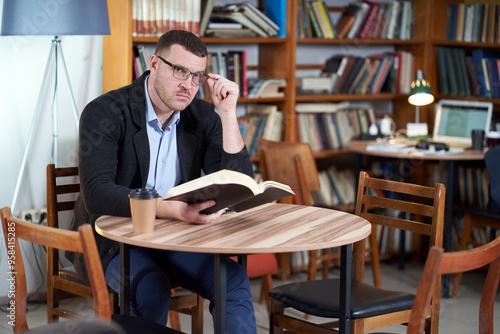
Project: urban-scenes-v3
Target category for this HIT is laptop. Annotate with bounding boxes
[432,99,493,148]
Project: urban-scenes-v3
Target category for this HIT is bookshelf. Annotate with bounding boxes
[429,1,500,106]
[101,0,500,276]
[102,0,431,148]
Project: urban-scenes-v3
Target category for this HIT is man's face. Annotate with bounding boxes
[149,44,206,113]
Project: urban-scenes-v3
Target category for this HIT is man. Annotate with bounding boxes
[69,30,257,333]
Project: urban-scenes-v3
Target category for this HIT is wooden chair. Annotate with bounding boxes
[230,253,278,309]
[46,164,119,321]
[46,164,203,333]
[453,146,500,298]
[258,139,379,284]
[269,171,445,334]
[370,237,500,334]
[408,237,500,334]
[0,206,182,334]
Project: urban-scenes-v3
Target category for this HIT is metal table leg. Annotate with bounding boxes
[214,254,227,334]
[119,243,130,316]
[339,244,352,334]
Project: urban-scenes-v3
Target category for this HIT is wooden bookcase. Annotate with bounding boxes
[102,0,434,146]
[102,0,500,278]
[428,0,500,106]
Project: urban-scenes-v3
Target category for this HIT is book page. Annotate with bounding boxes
[229,186,295,212]
[164,170,260,199]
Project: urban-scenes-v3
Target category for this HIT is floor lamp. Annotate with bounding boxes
[1,0,110,213]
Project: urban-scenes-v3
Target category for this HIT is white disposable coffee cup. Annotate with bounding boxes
[129,188,159,233]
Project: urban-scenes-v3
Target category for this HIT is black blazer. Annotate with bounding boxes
[69,71,253,277]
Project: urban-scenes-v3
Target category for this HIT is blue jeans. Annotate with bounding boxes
[105,246,257,333]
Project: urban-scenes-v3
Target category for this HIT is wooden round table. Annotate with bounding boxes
[96,203,371,334]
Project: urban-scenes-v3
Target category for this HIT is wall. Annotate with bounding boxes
[0,0,105,298]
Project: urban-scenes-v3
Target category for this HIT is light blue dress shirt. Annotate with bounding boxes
[144,76,181,197]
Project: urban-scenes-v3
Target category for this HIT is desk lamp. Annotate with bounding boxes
[407,69,434,137]
[1,0,110,213]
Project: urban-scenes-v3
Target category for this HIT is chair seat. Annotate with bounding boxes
[269,278,415,319]
[111,314,184,334]
[461,206,500,220]
[230,253,278,277]
[59,265,82,281]
[59,265,118,294]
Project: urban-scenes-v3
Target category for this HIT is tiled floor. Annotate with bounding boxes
[1,260,499,333]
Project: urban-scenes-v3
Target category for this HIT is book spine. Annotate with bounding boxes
[436,47,449,95]
[264,0,287,37]
[314,1,334,38]
[358,3,378,39]
[444,47,459,96]
[306,1,323,38]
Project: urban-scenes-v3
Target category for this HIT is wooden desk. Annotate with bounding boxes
[347,140,485,295]
[96,203,371,334]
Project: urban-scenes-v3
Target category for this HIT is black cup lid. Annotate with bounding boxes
[129,188,159,199]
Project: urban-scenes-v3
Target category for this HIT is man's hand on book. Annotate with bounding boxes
[156,198,225,224]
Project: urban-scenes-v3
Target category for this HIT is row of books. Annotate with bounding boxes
[322,51,414,96]
[133,45,151,80]
[199,50,248,99]
[436,47,500,98]
[297,1,336,38]
[209,3,280,38]
[132,0,201,37]
[446,3,500,43]
[333,0,414,40]
[133,46,283,100]
[295,103,376,152]
[457,166,490,210]
[453,216,498,252]
[238,104,284,157]
[312,166,356,208]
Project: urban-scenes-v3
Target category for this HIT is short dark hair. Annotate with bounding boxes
[155,30,208,57]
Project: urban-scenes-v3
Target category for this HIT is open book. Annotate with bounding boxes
[163,169,294,214]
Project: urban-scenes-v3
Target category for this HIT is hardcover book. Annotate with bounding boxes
[163,169,294,214]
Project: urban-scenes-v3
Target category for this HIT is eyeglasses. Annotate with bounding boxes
[156,55,208,86]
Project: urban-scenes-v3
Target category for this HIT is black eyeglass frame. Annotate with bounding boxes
[156,55,208,86]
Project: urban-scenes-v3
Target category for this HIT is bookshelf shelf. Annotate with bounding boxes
[133,36,288,44]
[201,37,287,44]
[312,149,353,159]
[298,38,425,45]
[436,94,500,105]
[202,96,287,104]
[432,40,500,49]
[295,93,409,102]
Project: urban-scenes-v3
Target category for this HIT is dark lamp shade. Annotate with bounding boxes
[1,0,110,36]
[408,69,434,106]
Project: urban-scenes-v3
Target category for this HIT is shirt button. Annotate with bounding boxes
[109,249,114,255]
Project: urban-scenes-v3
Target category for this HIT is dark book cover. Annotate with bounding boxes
[340,57,365,94]
[436,47,450,95]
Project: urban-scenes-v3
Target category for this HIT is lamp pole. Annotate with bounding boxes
[10,36,80,214]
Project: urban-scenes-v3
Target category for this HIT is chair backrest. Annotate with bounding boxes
[408,237,500,334]
[0,207,111,333]
[354,171,445,327]
[46,163,80,229]
[257,138,320,205]
[354,171,446,277]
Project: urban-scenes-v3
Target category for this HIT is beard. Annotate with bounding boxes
[154,80,194,112]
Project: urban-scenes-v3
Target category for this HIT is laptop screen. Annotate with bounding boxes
[433,99,493,146]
